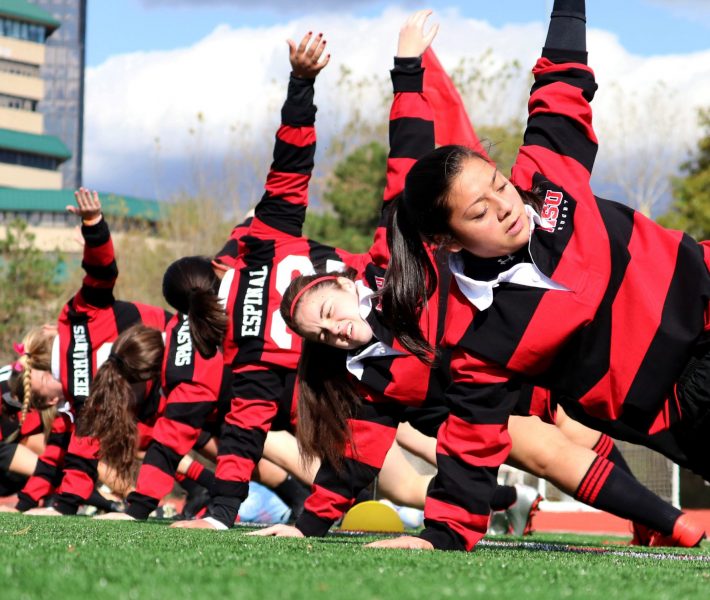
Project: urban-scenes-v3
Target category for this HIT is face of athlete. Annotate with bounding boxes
[293,278,374,351]
[29,369,63,406]
[444,157,530,258]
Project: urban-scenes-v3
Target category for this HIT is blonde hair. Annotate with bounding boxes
[7,327,57,443]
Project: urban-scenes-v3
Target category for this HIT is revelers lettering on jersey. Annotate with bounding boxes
[72,324,90,398]
[174,316,193,367]
[241,265,268,337]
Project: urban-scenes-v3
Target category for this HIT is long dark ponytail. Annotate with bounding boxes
[381,145,485,363]
[162,256,227,359]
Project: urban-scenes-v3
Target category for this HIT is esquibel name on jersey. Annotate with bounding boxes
[241,265,268,337]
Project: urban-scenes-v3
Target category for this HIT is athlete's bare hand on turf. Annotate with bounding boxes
[288,32,330,79]
[24,507,62,517]
[68,188,102,225]
[170,518,219,529]
[366,535,434,550]
[0,505,19,513]
[247,524,305,537]
[94,512,135,520]
[397,10,439,58]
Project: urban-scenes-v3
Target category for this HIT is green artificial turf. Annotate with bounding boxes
[1,515,708,600]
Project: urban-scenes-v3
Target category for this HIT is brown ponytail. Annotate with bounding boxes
[162,256,227,358]
[76,324,164,478]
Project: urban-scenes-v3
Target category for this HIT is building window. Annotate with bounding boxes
[0,93,38,111]
[0,59,40,78]
[0,18,47,44]
[0,149,58,170]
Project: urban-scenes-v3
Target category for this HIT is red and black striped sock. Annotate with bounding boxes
[592,434,633,475]
[574,456,680,535]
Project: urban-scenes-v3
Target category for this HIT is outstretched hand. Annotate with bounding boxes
[67,187,102,225]
[365,535,434,550]
[247,524,305,537]
[397,9,439,58]
[288,32,330,79]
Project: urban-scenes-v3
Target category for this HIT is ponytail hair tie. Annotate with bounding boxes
[11,342,27,372]
[289,275,339,320]
[107,352,126,372]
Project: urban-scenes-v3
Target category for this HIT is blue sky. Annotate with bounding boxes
[86,0,710,68]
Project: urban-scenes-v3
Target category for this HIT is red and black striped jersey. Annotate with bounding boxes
[443,57,710,475]
[19,217,171,511]
[211,74,352,526]
[125,313,224,519]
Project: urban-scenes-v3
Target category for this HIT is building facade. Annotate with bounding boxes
[31,0,86,190]
[0,0,70,189]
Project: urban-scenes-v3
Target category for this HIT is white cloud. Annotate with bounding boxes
[84,7,710,207]
[140,0,385,11]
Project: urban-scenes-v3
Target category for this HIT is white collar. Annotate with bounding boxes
[449,205,568,311]
[355,279,375,320]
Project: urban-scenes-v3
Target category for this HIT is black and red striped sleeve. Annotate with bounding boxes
[73,218,118,310]
[369,56,435,267]
[251,75,317,238]
[15,412,72,511]
[511,56,598,196]
[418,349,518,551]
[207,364,283,527]
[125,314,223,519]
[296,399,403,536]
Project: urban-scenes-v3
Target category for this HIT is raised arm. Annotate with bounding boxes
[511,0,598,194]
[67,188,118,310]
[369,11,438,267]
[250,33,329,238]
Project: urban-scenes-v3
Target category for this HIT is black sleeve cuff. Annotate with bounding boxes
[295,509,335,537]
[16,493,38,512]
[541,47,588,65]
[51,493,80,515]
[81,218,111,248]
[207,496,242,529]
[391,56,424,93]
[419,522,468,551]
[125,492,159,520]
[282,75,317,126]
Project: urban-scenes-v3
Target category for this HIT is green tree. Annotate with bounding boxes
[0,220,64,362]
[657,108,710,239]
[305,141,388,253]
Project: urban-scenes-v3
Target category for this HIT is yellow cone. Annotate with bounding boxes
[340,501,405,533]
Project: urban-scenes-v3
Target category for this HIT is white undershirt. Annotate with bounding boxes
[449,205,570,312]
